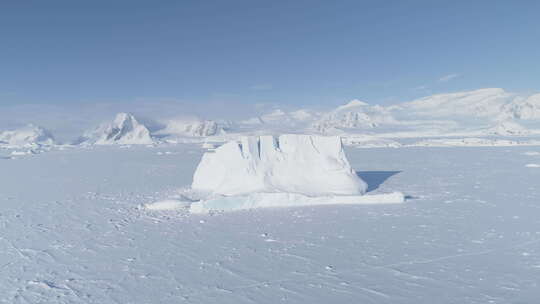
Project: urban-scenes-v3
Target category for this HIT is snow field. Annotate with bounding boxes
[1,145,540,303]
[188,192,405,213]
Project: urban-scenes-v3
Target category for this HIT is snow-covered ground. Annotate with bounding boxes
[2,87,540,303]
[1,144,540,303]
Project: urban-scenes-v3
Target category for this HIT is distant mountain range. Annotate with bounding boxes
[2,88,540,148]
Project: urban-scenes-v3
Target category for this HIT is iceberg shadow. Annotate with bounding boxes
[356,171,402,192]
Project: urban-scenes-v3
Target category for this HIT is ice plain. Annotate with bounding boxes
[1,143,540,303]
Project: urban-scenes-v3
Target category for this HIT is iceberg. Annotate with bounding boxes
[146,134,405,213]
[142,134,407,213]
[192,134,367,196]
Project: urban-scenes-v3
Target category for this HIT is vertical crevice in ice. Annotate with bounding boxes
[257,138,261,159]
[309,136,321,154]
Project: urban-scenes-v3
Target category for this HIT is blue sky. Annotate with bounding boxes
[1,0,539,109]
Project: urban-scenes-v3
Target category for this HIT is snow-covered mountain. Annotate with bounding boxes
[394,88,513,119]
[312,99,396,134]
[241,109,319,126]
[81,113,154,145]
[236,90,521,137]
[0,124,55,148]
[217,89,540,139]
[503,93,540,120]
[154,118,223,138]
[232,108,322,136]
[8,88,540,150]
[482,120,530,136]
[307,89,540,137]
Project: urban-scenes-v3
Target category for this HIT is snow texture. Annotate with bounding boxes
[2,144,540,303]
[192,134,367,196]
[411,137,540,147]
[145,199,190,210]
[189,192,404,213]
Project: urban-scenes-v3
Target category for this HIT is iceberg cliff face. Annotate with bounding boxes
[192,134,367,196]
[83,113,154,145]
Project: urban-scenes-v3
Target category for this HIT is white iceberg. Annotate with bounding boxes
[147,134,405,213]
[192,134,367,196]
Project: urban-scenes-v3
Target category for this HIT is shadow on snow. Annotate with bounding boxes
[356,171,402,192]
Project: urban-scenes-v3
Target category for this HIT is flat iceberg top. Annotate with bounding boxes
[192,134,367,196]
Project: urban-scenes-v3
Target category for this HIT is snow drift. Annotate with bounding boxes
[82,113,154,145]
[192,134,368,196]
[189,192,404,213]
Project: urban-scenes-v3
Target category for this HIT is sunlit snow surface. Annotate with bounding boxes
[1,144,540,303]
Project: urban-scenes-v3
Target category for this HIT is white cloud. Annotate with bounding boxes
[438,73,460,82]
